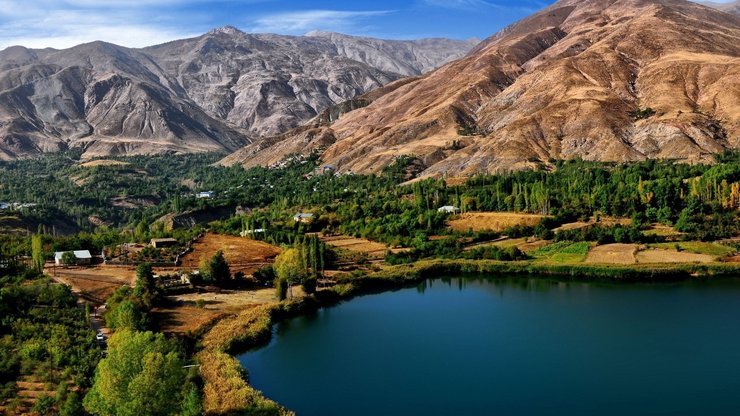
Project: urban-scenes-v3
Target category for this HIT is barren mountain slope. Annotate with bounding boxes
[144,28,477,137]
[0,41,250,160]
[0,29,475,160]
[225,0,740,176]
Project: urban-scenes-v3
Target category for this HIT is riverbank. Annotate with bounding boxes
[197,259,740,415]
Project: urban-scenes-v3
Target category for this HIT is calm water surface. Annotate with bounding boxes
[239,277,740,415]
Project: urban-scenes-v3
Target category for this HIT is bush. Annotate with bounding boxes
[302,277,317,295]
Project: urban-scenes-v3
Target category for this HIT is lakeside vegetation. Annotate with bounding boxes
[1,150,739,414]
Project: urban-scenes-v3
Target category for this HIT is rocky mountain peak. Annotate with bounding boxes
[222,0,740,177]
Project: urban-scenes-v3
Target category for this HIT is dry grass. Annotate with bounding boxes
[585,244,639,265]
[636,249,715,264]
[648,242,736,257]
[153,288,282,335]
[320,235,396,259]
[447,212,546,232]
[724,255,740,263]
[554,216,632,232]
[179,233,281,275]
[642,224,683,237]
[80,159,130,168]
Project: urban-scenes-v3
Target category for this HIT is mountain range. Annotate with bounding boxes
[224,0,740,176]
[0,29,476,160]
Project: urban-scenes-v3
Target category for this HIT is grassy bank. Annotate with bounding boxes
[198,259,740,415]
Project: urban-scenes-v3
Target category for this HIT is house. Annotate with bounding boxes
[293,213,315,223]
[196,191,214,199]
[150,238,178,248]
[54,250,93,266]
[240,229,266,237]
[438,205,461,214]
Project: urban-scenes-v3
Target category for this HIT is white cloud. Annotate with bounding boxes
[0,0,216,49]
[246,10,394,35]
[421,0,541,13]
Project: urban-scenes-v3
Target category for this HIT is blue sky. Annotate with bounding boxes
[0,0,732,49]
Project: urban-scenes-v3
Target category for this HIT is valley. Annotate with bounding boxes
[0,0,739,415]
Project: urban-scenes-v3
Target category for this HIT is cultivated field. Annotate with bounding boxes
[475,237,552,253]
[636,249,715,264]
[320,234,409,258]
[447,212,546,232]
[48,264,136,303]
[179,233,281,275]
[585,244,638,265]
[154,287,304,334]
[554,216,632,232]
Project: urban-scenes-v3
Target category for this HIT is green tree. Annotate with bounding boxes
[60,391,84,416]
[273,248,305,283]
[180,382,202,416]
[61,251,77,266]
[84,330,187,416]
[31,234,44,273]
[134,263,156,308]
[106,300,147,331]
[209,250,231,284]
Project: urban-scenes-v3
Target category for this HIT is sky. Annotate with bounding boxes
[0,0,733,50]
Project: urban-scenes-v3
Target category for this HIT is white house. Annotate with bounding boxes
[438,205,461,214]
[54,250,93,266]
[196,191,214,199]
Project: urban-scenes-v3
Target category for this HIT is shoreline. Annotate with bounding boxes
[197,259,740,415]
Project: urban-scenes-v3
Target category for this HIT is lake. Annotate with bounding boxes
[239,277,740,415]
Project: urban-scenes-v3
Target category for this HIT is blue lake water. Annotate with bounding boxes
[239,277,740,415]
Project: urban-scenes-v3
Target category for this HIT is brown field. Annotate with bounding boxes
[80,159,130,168]
[469,237,550,254]
[724,255,740,263]
[447,212,546,233]
[642,224,683,237]
[585,244,639,264]
[48,264,136,303]
[320,235,408,258]
[636,249,715,264]
[179,233,281,275]
[555,216,632,232]
[154,287,304,334]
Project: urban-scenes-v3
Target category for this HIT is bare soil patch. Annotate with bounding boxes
[448,212,546,232]
[584,244,638,264]
[48,264,136,303]
[179,233,281,275]
[636,249,715,264]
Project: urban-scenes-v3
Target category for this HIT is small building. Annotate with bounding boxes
[240,229,266,237]
[196,191,214,199]
[54,250,93,266]
[150,238,178,248]
[438,205,461,214]
[293,213,315,223]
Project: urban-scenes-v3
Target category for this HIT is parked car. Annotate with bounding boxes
[96,332,105,342]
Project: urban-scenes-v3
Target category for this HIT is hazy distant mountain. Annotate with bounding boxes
[0,28,476,160]
[698,1,740,15]
[224,0,740,177]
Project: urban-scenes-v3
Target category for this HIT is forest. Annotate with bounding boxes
[1,151,739,262]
